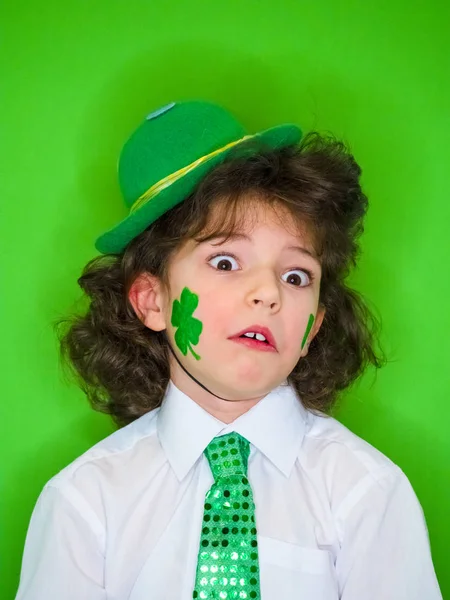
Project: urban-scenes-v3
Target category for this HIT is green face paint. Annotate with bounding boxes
[301,313,315,350]
[171,287,203,360]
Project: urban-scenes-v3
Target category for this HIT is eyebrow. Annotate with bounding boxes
[202,232,321,266]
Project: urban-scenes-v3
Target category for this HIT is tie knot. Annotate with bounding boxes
[204,433,250,481]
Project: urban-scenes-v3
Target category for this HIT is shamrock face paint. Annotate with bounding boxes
[171,287,203,360]
[301,313,315,350]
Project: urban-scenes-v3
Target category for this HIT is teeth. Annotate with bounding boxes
[243,332,267,342]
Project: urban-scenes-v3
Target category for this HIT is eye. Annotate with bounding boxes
[282,269,313,287]
[208,254,239,271]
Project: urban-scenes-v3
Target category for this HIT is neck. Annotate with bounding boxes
[164,336,263,423]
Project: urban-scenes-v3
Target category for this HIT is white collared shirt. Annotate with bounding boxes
[15,381,442,599]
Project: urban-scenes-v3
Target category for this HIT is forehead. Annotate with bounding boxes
[168,191,323,272]
[200,192,317,248]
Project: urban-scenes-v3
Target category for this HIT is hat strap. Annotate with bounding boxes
[129,134,254,215]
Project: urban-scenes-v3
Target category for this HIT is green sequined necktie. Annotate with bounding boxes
[192,432,261,600]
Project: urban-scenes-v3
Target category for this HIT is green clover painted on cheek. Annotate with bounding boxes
[301,314,315,350]
[171,287,203,360]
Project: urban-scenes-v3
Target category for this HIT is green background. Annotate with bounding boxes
[2,1,448,598]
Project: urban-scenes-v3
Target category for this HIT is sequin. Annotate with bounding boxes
[192,433,261,599]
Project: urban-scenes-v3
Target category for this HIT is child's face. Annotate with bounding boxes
[160,197,325,401]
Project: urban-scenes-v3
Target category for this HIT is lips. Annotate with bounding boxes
[229,325,277,350]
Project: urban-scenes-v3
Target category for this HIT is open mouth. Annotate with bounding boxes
[239,333,270,344]
[231,333,277,352]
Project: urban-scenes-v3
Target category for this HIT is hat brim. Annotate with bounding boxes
[95,123,302,254]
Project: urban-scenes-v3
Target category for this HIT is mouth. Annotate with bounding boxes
[229,325,277,352]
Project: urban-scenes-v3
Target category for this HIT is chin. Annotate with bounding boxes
[213,376,280,401]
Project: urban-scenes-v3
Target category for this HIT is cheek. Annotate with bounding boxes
[282,300,316,351]
[301,313,315,348]
[196,288,234,335]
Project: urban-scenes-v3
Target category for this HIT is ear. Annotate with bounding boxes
[128,272,167,332]
[301,305,326,357]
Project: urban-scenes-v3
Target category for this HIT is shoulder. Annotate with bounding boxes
[301,410,408,514]
[45,406,162,494]
[28,408,163,542]
[304,410,399,476]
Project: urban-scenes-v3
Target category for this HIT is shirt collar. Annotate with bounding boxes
[157,379,309,481]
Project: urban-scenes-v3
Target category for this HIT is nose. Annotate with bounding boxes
[246,270,281,312]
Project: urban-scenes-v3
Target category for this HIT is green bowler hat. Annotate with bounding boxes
[94,100,302,254]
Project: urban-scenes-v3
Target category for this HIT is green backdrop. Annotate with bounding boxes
[2,1,448,598]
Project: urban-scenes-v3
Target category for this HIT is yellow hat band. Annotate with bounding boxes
[129,134,254,215]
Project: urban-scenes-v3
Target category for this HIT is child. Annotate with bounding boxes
[15,100,442,599]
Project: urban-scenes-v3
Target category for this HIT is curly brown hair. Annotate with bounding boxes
[54,132,387,428]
